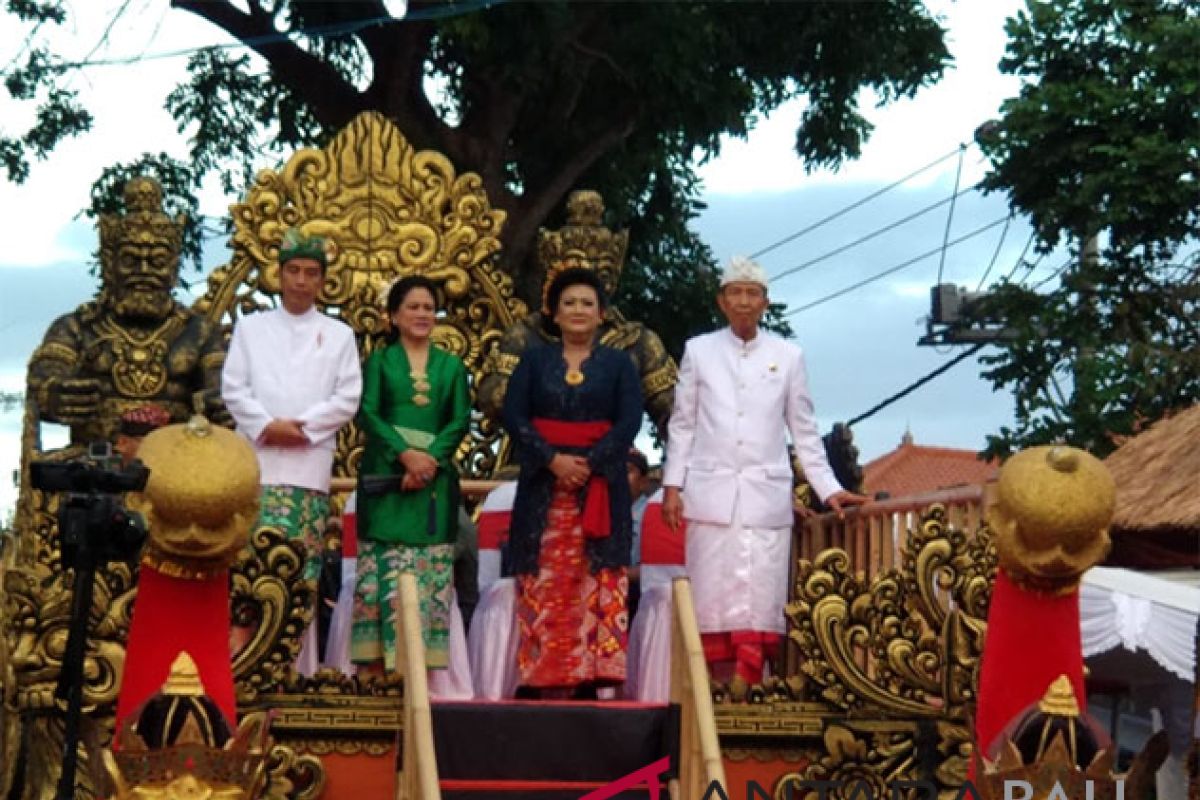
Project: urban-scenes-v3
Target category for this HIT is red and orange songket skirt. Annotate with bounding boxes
[516,419,629,690]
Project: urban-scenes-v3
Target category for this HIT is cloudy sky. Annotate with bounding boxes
[0,0,1057,517]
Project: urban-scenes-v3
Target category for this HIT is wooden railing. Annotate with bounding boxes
[395,572,441,800]
[794,485,988,580]
[669,577,726,799]
[331,477,501,500]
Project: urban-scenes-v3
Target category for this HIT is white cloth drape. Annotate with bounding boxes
[428,597,474,700]
[467,578,520,700]
[1080,567,1198,681]
[625,584,674,702]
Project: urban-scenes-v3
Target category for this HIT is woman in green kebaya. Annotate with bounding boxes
[352,275,470,673]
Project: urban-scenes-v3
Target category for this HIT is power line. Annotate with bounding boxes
[992,229,1037,288]
[934,143,967,286]
[1030,258,1072,290]
[974,212,1015,291]
[783,215,1010,317]
[846,343,985,427]
[749,144,968,261]
[769,181,981,284]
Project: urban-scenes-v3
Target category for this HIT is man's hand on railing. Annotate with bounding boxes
[826,490,870,518]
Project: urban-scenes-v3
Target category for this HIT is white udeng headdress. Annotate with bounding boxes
[720,255,768,288]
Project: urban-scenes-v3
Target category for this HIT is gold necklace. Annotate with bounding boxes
[410,369,432,406]
[563,346,589,386]
[95,312,185,398]
[404,344,432,406]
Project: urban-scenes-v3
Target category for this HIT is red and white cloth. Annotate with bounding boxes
[468,482,519,699]
[626,489,687,702]
[476,481,516,593]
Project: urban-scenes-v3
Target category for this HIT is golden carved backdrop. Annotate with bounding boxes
[194,110,526,481]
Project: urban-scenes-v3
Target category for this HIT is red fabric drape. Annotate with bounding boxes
[974,568,1086,758]
[532,418,612,539]
[478,510,513,549]
[115,565,237,730]
[640,500,685,565]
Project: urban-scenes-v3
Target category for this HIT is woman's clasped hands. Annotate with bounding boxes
[399,448,439,490]
[549,453,590,490]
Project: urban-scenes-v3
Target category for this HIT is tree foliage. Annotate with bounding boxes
[4,0,950,357]
[976,0,1200,458]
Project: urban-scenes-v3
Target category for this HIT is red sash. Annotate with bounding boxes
[532,418,612,539]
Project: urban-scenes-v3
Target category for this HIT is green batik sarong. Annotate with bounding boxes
[351,540,455,671]
[255,485,330,583]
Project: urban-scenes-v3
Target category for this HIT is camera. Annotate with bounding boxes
[30,442,150,566]
[29,443,153,800]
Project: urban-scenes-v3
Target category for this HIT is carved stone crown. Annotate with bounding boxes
[976,676,1168,800]
[536,190,629,311]
[99,176,186,255]
[104,654,273,800]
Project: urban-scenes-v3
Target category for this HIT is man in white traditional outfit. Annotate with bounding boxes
[662,255,867,684]
[222,229,363,674]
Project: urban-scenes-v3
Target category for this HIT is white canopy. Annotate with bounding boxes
[1081,566,1199,682]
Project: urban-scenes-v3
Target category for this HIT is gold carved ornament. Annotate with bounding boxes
[764,504,995,797]
[973,676,1168,800]
[786,504,992,719]
[536,189,629,313]
[192,110,524,483]
[92,313,185,399]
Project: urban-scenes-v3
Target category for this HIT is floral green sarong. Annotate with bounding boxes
[255,485,329,583]
[351,541,455,671]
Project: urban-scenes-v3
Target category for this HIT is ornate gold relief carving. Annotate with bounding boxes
[193,110,525,482]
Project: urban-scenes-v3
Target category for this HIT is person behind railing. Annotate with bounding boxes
[625,447,653,619]
[502,267,643,700]
[351,275,471,678]
[661,255,868,686]
[453,505,480,630]
[221,229,363,675]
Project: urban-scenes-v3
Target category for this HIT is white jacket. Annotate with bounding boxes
[222,306,362,492]
[663,327,842,528]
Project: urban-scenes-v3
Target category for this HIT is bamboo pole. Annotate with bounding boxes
[670,578,726,798]
[395,572,441,800]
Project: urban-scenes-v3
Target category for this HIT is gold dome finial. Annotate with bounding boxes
[1037,675,1080,717]
[987,445,1115,593]
[162,652,206,697]
[184,414,212,439]
[1046,446,1079,473]
[128,418,261,579]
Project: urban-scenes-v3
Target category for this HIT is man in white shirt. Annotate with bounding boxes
[222,229,363,633]
[662,255,867,684]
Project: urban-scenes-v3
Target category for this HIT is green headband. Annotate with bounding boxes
[279,228,330,268]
